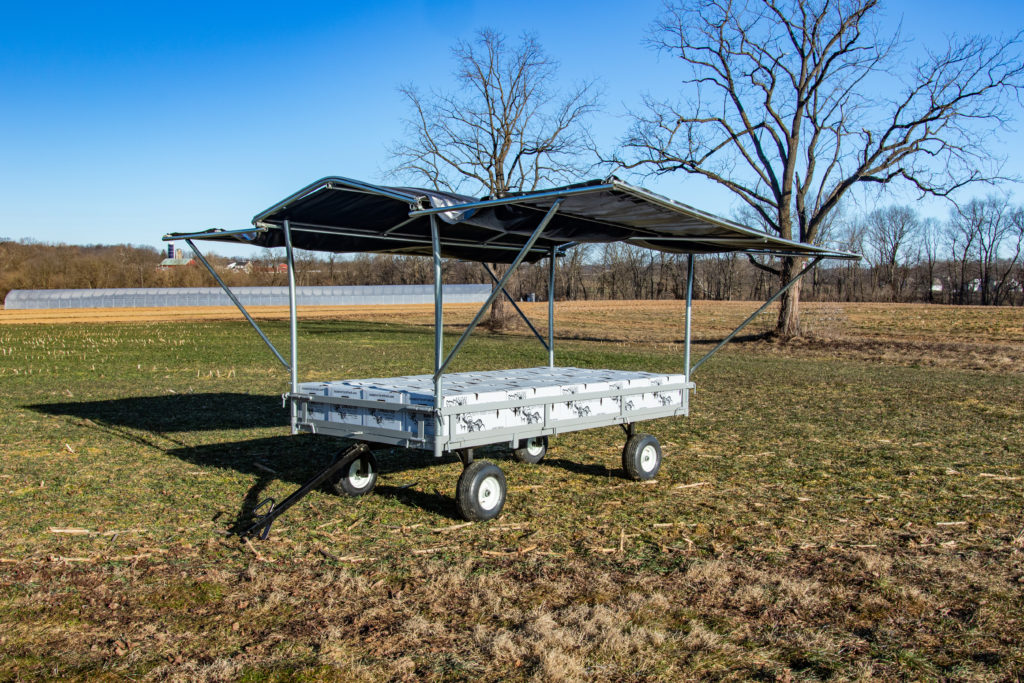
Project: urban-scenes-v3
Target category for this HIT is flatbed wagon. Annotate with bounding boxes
[165,176,856,535]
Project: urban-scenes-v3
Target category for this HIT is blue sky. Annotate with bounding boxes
[1,0,1021,256]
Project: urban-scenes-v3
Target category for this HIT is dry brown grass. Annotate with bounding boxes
[0,303,480,325]
[4,299,1022,372]
[1,305,1022,679]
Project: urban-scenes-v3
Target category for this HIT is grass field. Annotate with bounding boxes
[1,302,1022,680]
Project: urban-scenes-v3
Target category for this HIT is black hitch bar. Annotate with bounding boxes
[241,442,369,540]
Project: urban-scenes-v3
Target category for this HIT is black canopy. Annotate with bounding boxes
[165,176,859,263]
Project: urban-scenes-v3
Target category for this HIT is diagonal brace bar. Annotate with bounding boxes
[185,239,290,370]
[689,256,824,375]
[434,199,564,380]
[241,442,369,540]
[481,263,549,352]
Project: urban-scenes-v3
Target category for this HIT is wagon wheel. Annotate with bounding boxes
[622,433,662,481]
[512,435,548,464]
[456,461,507,522]
[326,449,379,497]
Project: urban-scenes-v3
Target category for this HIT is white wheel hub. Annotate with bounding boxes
[526,439,544,456]
[477,475,502,511]
[347,459,373,489]
[639,444,658,472]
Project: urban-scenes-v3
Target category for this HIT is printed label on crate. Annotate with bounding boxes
[366,407,403,431]
[454,410,503,434]
[327,384,364,426]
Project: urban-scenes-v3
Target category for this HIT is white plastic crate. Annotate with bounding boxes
[295,367,692,446]
[327,383,364,426]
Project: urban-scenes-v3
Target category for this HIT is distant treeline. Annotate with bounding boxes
[3,195,1022,307]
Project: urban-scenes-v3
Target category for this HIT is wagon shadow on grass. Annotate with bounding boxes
[156,434,464,530]
[29,392,470,526]
[30,392,290,433]
[29,392,623,528]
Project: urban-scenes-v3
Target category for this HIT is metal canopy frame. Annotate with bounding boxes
[170,177,859,452]
[166,176,863,538]
[169,176,859,264]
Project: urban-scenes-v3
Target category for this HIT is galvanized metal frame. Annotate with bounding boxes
[548,246,556,368]
[181,177,842,464]
[480,263,549,352]
[432,199,564,380]
[431,215,444,460]
[278,221,555,257]
[684,254,694,381]
[283,219,299,434]
[162,175,862,539]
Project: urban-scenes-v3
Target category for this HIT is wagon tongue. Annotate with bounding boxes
[241,442,370,540]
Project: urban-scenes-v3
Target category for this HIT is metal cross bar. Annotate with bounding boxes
[408,185,612,218]
[433,199,564,381]
[283,219,299,434]
[282,222,553,256]
[548,245,556,367]
[480,263,549,351]
[689,256,824,375]
[184,239,290,370]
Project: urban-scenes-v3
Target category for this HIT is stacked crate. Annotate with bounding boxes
[297,367,687,438]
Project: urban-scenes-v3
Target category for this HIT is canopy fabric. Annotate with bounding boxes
[165,176,859,263]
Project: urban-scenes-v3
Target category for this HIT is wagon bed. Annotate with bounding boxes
[294,366,694,451]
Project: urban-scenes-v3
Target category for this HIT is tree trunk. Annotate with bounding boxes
[775,256,804,339]
[487,263,514,330]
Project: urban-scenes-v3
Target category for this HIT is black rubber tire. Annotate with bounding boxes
[456,461,507,522]
[326,450,378,497]
[622,433,662,481]
[512,435,548,464]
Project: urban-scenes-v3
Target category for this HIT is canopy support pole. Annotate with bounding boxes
[433,200,563,381]
[481,263,549,352]
[431,215,444,459]
[283,219,299,435]
[548,246,556,367]
[185,239,289,370]
[684,254,694,381]
[690,256,823,375]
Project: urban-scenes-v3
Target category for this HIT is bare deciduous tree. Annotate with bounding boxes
[920,217,942,302]
[616,0,1024,336]
[390,29,600,329]
[951,196,1024,305]
[864,205,919,300]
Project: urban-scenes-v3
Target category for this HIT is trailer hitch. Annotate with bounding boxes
[241,442,370,540]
